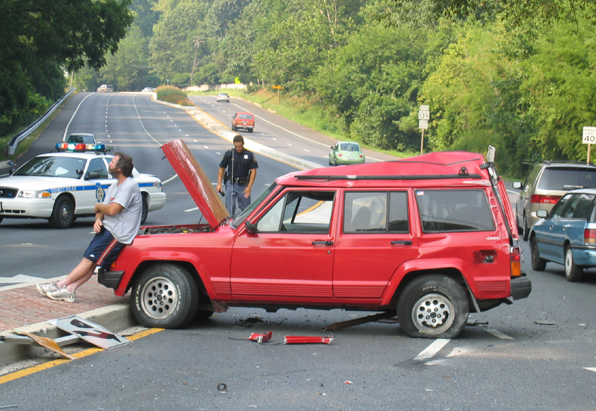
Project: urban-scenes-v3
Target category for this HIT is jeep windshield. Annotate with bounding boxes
[230,182,277,229]
[538,167,596,190]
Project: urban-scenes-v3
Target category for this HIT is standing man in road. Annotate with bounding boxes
[36,152,142,302]
[216,135,258,215]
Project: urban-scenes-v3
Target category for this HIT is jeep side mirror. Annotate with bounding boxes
[245,220,257,234]
[513,181,522,189]
[536,209,548,219]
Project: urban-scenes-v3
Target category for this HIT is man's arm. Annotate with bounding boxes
[244,169,256,198]
[95,202,124,216]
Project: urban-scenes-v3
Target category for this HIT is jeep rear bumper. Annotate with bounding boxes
[511,274,531,300]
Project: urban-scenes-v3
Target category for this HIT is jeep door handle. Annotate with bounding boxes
[312,240,333,246]
[391,240,412,245]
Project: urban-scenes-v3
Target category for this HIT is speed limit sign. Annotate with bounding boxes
[583,127,596,144]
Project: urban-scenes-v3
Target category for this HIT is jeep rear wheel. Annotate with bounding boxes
[397,275,469,339]
[131,263,198,328]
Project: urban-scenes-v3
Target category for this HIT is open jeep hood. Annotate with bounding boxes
[161,139,229,229]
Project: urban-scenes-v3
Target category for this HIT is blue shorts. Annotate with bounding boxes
[83,228,126,270]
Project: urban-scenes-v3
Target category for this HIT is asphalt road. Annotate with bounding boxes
[2,92,596,410]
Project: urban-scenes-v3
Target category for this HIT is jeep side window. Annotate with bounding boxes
[256,191,334,233]
[416,189,495,232]
[344,191,408,233]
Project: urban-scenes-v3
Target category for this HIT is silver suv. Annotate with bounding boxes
[514,161,596,240]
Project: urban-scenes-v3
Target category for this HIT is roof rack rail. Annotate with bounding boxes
[543,160,595,166]
[294,173,482,181]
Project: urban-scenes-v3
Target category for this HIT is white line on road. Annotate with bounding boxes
[584,368,596,373]
[414,339,451,361]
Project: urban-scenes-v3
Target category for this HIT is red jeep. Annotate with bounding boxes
[231,112,255,132]
[99,140,531,338]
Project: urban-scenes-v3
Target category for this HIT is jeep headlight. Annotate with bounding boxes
[18,190,51,199]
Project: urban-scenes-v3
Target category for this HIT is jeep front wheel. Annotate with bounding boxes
[131,263,198,328]
[397,275,469,339]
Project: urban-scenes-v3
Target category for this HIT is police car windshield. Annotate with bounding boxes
[14,156,87,179]
[231,182,277,229]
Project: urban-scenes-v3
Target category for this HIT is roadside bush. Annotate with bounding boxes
[156,86,194,106]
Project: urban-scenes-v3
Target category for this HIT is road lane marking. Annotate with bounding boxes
[0,328,165,385]
[414,338,450,361]
[584,368,596,373]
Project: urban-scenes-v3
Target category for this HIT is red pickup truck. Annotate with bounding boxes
[99,140,531,339]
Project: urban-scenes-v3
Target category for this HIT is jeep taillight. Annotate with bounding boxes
[530,195,560,204]
[584,229,596,246]
[510,246,521,277]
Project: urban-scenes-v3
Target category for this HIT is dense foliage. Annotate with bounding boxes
[8,0,596,176]
[156,85,193,106]
[0,0,133,139]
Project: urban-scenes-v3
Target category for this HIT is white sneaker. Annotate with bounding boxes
[36,282,58,296]
[47,287,76,303]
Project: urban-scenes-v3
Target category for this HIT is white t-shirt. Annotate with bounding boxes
[102,177,142,244]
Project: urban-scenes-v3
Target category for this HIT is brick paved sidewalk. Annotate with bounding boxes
[0,281,128,332]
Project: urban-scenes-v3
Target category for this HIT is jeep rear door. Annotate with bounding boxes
[333,190,417,299]
[230,189,335,300]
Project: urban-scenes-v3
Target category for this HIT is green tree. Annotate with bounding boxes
[0,0,133,137]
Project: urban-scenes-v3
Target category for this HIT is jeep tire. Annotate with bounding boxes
[397,275,469,339]
[131,263,199,328]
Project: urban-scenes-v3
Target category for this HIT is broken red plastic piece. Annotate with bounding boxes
[248,331,272,343]
[283,336,334,344]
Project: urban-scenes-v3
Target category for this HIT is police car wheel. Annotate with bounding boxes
[49,196,75,228]
[140,193,148,225]
[397,274,469,339]
[131,263,199,329]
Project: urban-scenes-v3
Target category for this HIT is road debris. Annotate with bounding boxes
[14,331,75,360]
[248,331,272,344]
[534,321,556,325]
[217,382,227,393]
[284,336,334,344]
[323,312,395,331]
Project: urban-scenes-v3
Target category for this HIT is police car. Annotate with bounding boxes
[0,150,166,228]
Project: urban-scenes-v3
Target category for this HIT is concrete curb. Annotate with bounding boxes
[0,303,135,367]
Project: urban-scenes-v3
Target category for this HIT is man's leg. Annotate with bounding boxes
[56,257,96,293]
[225,180,235,215]
[236,184,251,212]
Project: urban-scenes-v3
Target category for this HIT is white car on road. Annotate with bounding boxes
[0,151,166,228]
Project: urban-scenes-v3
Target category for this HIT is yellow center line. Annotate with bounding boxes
[0,328,165,385]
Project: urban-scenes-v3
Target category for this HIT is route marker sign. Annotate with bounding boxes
[418,105,430,153]
[582,126,596,164]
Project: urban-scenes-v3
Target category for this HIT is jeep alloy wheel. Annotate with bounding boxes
[131,263,198,328]
[397,275,469,339]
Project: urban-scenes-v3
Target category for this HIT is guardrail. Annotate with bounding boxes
[6,88,76,156]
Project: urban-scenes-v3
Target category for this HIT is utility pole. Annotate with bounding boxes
[189,36,204,87]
